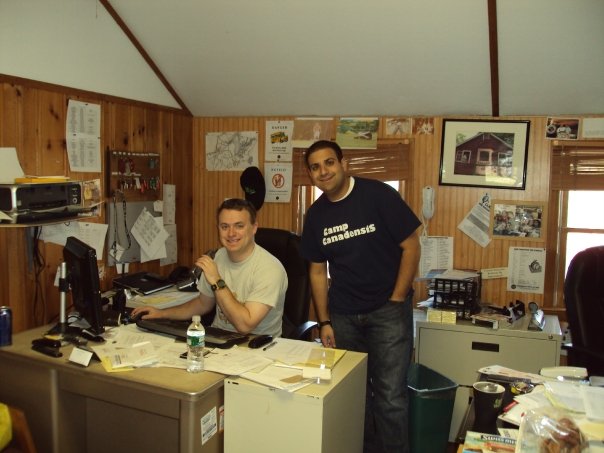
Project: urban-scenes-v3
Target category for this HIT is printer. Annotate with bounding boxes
[0,182,85,224]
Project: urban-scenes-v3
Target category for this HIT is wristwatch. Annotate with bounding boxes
[211,279,227,291]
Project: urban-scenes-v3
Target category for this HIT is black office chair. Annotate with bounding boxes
[563,245,604,376]
[255,227,317,340]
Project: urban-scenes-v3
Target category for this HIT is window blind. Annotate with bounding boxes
[550,140,604,191]
[292,142,412,186]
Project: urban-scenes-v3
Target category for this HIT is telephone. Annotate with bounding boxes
[527,301,545,331]
[422,186,435,220]
[172,249,216,292]
[175,266,201,291]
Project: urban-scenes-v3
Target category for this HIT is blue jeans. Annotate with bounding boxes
[332,296,413,453]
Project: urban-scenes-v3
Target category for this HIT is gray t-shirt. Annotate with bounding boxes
[199,244,287,337]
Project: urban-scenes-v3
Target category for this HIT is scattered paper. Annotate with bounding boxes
[66,100,101,173]
[581,386,604,422]
[131,208,169,260]
[0,147,25,183]
[241,364,313,392]
[204,347,273,376]
[507,247,546,294]
[457,193,492,247]
[162,184,176,225]
[419,236,453,278]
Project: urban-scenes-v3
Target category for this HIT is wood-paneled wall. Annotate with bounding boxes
[193,115,556,314]
[0,76,193,333]
[1,74,581,334]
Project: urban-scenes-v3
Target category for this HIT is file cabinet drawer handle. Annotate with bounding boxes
[472,341,499,352]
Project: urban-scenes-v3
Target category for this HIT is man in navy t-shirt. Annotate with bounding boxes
[301,140,421,453]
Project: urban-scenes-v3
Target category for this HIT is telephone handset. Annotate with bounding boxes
[175,249,216,292]
[422,186,435,220]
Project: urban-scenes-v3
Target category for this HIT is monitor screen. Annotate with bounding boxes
[63,236,104,335]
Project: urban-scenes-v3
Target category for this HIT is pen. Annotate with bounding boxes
[263,341,277,351]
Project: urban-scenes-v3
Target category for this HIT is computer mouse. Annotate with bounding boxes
[248,334,273,349]
[126,312,143,323]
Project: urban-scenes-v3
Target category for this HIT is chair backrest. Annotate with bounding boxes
[563,245,604,374]
[254,227,312,339]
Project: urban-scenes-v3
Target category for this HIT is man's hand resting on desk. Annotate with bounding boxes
[320,324,336,348]
[131,297,206,322]
[131,306,163,320]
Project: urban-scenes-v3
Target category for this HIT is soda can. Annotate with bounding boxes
[0,306,12,346]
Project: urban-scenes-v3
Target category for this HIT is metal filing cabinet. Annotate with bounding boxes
[415,315,561,441]
[224,351,367,453]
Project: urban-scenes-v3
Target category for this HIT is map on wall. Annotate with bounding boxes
[205,131,259,171]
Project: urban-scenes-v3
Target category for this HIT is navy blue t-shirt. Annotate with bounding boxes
[300,177,421,314]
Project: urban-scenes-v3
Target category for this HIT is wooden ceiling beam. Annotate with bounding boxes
[100,0,192,116]
[487,0,500,117]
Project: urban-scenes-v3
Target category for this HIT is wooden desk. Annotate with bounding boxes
[1,326,369,453]
[0,325,226,453]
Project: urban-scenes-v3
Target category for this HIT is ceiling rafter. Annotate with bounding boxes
[100,0,192,116]
[487,0,500,117]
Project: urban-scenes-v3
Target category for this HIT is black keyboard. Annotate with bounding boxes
[135,318,248,347]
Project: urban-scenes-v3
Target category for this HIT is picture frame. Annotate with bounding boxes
[490,199,546,241]
[439,119,530,189]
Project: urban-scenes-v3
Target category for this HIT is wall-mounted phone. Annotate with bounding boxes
[422,186,435,221]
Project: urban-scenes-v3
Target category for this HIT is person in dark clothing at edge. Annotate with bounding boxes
[300,140,421,453]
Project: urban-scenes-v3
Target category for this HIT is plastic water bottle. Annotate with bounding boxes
[186,315,205,373]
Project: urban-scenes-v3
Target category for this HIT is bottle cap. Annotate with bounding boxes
[192,315,201,322]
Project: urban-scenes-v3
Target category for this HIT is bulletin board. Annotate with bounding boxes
[106,150,161,201]
[107,200,160,266]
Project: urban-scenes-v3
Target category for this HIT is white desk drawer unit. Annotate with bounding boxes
[415,315,561,441]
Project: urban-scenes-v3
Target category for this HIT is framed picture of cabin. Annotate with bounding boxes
[439,119,530,189]
[490,200,546,241]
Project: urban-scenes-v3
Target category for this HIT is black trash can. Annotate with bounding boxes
[408,363,458,453]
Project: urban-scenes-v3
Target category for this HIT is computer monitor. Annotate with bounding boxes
[63,236,105,335]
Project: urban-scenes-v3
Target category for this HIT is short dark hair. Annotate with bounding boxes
[217,198,257,224]
[304,140,343,168]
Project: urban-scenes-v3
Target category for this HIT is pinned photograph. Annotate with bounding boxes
[335,117,379,149]
[491,200,546,241]
[545,117,579,140]
[385,117,412,138]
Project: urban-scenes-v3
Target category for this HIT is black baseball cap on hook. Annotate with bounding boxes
[240,166,266,210]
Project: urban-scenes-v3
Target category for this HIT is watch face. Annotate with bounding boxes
[212,279,226,291]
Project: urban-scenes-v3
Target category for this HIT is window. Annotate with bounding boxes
[292,142,412,233]
[456,150,471,163]
[563,191,604,273]
[547,140,604,311]
[477,149,491,164]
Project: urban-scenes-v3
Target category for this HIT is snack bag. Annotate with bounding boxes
[516,406,588,452]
